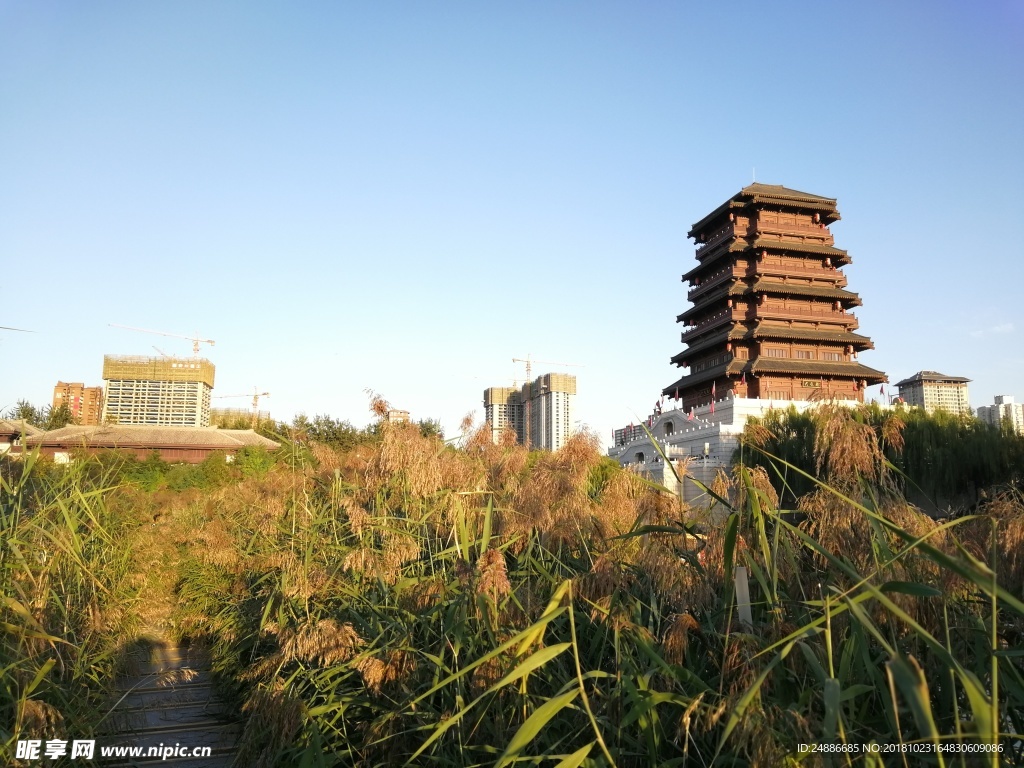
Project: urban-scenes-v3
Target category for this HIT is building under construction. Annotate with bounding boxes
[101,356,215,427]
[483,387,524,444]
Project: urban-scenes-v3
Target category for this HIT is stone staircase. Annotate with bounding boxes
[98,639,239,767]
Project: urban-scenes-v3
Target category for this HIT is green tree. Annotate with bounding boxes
[307,414,378,451]
[236,446,275,478]
[44,403,75,430]
[127,451,170,491]
[4,399,44,427]
[196,450,235,488]
[417,418,444,440]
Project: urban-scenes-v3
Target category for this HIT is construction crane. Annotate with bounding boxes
[213,388,270,429]
[109,324,215,356]
[512,355,583,448]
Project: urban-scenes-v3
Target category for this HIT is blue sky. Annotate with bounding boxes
[2,1,1022,442]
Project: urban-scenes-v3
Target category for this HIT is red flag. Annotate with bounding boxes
[710,399,715,415]
[880,384,886,396]
[712,381,716,398]
[674,388,680,402]
[688,408,694,421]
[741,372,746,386]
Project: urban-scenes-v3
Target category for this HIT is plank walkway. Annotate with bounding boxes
[98,638,240,767]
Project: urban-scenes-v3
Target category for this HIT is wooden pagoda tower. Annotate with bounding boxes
[664,184,886,409]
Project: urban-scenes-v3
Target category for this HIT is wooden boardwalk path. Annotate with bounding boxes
[98,638,240,767]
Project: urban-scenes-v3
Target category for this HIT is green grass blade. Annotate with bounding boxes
[552,742,594,768]
[495,688,580,767]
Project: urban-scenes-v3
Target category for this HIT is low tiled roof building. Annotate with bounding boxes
[25,424,279,464]
[0,419,44,455]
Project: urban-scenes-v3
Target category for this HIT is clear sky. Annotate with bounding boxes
[2,1,1022,442]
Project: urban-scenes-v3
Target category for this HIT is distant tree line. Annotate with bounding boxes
[275,413,443,450]
[4,399,444,447]
[3,400,74,430]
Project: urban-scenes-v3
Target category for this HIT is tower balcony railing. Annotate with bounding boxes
[750,263,848,286]
[755,222,834,243]
[686,266,740,300]
[747,307,859,327]
[694,223,735,258]
[680,309,735,340]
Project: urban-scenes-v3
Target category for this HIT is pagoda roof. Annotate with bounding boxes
[750,280,861,304]
[677,285,735,319]
[743,184,840,215]
[662,357,886,397]
[752,324,875,348]
[670,326,752,365]
[683,242,749,280]
[688,184,841,239]
[750,359,887,382]
[662,359,747,395]
[678,281,860,322]
[682,239,850,281]
[671,323,876,367]
[751,238,851,262]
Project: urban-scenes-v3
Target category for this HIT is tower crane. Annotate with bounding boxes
[109,324,215,356]
[512,355,583,448]
[212,388,270,429]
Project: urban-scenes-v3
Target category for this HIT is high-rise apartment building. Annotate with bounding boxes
[483,387,523,443]
[101,356,215,427]
[894,371,971,416]
[52,382,104,425]
[483,374,576,451]
[524,373,576,451]
[977,395,1024,434]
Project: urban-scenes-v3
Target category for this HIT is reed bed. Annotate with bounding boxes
[1,452,146,765]
[3,401,1023,766]
[169,408,1022,766]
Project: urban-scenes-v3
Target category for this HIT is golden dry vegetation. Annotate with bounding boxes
[3,402,1024,767]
